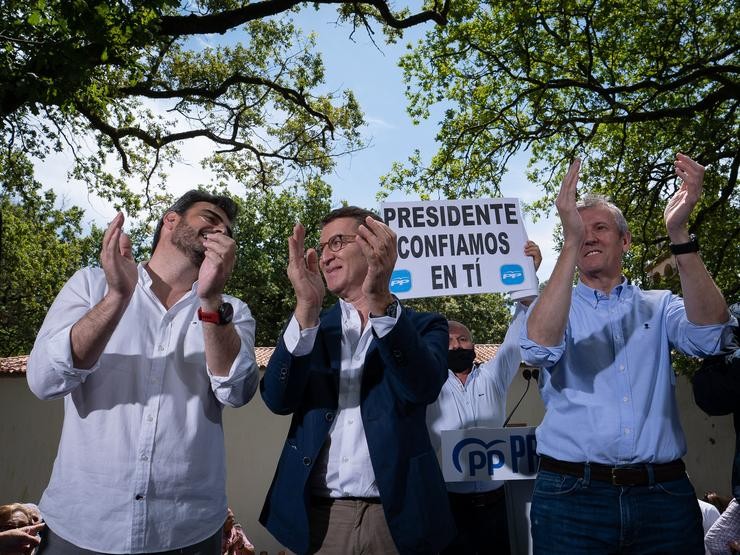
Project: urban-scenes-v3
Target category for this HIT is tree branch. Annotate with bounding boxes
[158,0,449,37]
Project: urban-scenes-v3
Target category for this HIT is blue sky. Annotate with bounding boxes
[41,5,559,279]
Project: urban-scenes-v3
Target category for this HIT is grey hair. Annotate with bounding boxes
[447,320,474,343]
[576,194,629,236]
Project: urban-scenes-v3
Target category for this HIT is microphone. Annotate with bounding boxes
[502,367,539,428]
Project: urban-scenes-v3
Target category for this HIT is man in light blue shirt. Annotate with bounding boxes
[427,241,541,555]
[520,154,735,554]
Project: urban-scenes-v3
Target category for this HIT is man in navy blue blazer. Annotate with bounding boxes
[259,206,455,554]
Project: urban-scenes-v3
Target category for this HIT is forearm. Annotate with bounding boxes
[674,252,729,325]
[526,244,578,345]
[70,292,131,369]
[202,322,241,377]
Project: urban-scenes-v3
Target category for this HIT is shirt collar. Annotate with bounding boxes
[576,276,632,307]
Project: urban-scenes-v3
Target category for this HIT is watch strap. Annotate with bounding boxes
[197,302,234,325]
[669,234,699,255]
[370,298,400,319]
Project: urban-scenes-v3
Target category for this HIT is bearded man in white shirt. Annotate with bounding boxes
[27,190,259,554]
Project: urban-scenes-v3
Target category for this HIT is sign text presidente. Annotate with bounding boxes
[381,199,536,298]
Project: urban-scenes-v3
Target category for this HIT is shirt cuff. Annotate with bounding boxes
[47,325,100,378]
[519,336,565,366]
[369,303,403,339]
[283,314,319,356]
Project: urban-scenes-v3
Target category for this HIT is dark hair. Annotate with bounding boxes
[151,190,238,251]
[320,205,382,229]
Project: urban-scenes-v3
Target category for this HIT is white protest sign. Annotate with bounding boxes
[381,199,537,299]
[441,426,538,482]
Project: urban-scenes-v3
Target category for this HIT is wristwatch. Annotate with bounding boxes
[197,302,234,325]
[669,234,699,255]
[370,298,400,319]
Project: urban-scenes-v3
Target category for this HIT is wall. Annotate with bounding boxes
[0,371,734,554]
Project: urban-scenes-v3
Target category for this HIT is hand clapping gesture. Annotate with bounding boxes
[665,153,704,239]
[356,217,398,312]
[287,223,325,328]
[555,158,584,248]
[197,231,236,301]
[101,213,138,301]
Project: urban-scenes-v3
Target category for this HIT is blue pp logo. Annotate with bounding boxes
[389,270,412,293]
[500,264,524,285]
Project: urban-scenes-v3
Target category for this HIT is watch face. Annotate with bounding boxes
[219,302,234,324]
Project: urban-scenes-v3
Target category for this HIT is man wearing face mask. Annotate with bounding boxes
[426,241,542,555]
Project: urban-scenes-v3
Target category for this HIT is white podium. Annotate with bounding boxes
[441,426,537,555]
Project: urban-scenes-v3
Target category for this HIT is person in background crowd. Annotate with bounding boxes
[694,302,740,555]
[0,504,44,554]
[426,240,542,555]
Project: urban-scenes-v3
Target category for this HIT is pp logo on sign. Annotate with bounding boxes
[389,269,412,293]
[451,434,538,478]
[500,264,524,285]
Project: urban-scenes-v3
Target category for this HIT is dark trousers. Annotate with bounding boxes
[531,469,704,554]
[441,488,510,555]
[37,526,222,555]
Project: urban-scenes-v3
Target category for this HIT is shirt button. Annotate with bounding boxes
[619,365,625,372]
[325,412,335,422]
[348,419,354,425]
[141,454,149,461]
[624,428,631,435]
[623,396,629,403]
[303,457,311,466]
[342,457,349,463]
[146,415,153,422]
[158,345,165,352]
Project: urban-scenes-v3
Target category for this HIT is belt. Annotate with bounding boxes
[311,495,382,506]
[538,456,686,486]
[448,488,505,508]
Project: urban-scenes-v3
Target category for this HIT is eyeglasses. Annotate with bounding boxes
[317,234,356,256]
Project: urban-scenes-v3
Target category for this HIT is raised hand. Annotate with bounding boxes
[287,223,325,328]
[101,213,138,301]
[0,522,45,553]
[665,153,704,239]
[197,231,236,301]
[356,217,398,313]
[525,240,543,271]
[555,158,584,248]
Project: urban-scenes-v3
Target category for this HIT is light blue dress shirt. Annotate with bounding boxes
[520,279,735,465]
[427,303,527,493]
[27,265,259,553]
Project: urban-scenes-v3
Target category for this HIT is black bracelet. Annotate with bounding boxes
[669,234,699,255]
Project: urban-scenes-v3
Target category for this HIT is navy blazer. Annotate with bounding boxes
[259,303,455,554]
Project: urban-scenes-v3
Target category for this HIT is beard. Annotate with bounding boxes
[171,219,205,267]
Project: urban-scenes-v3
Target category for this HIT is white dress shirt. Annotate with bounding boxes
[27,264,259,553]
[283,298,398,498]
[427,303,527,494]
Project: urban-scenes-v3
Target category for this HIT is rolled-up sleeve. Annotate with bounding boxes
[519,301,566,367]
[665,294,738,357]
[27,268,101,400]
[208,298,259,408]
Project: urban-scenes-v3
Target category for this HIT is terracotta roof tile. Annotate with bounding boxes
[0,356,31,376]
[2,345,504,375]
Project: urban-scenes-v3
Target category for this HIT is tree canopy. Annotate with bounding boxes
[383,0,739,299]
[1,0,450,212]
[0,157,101,356]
